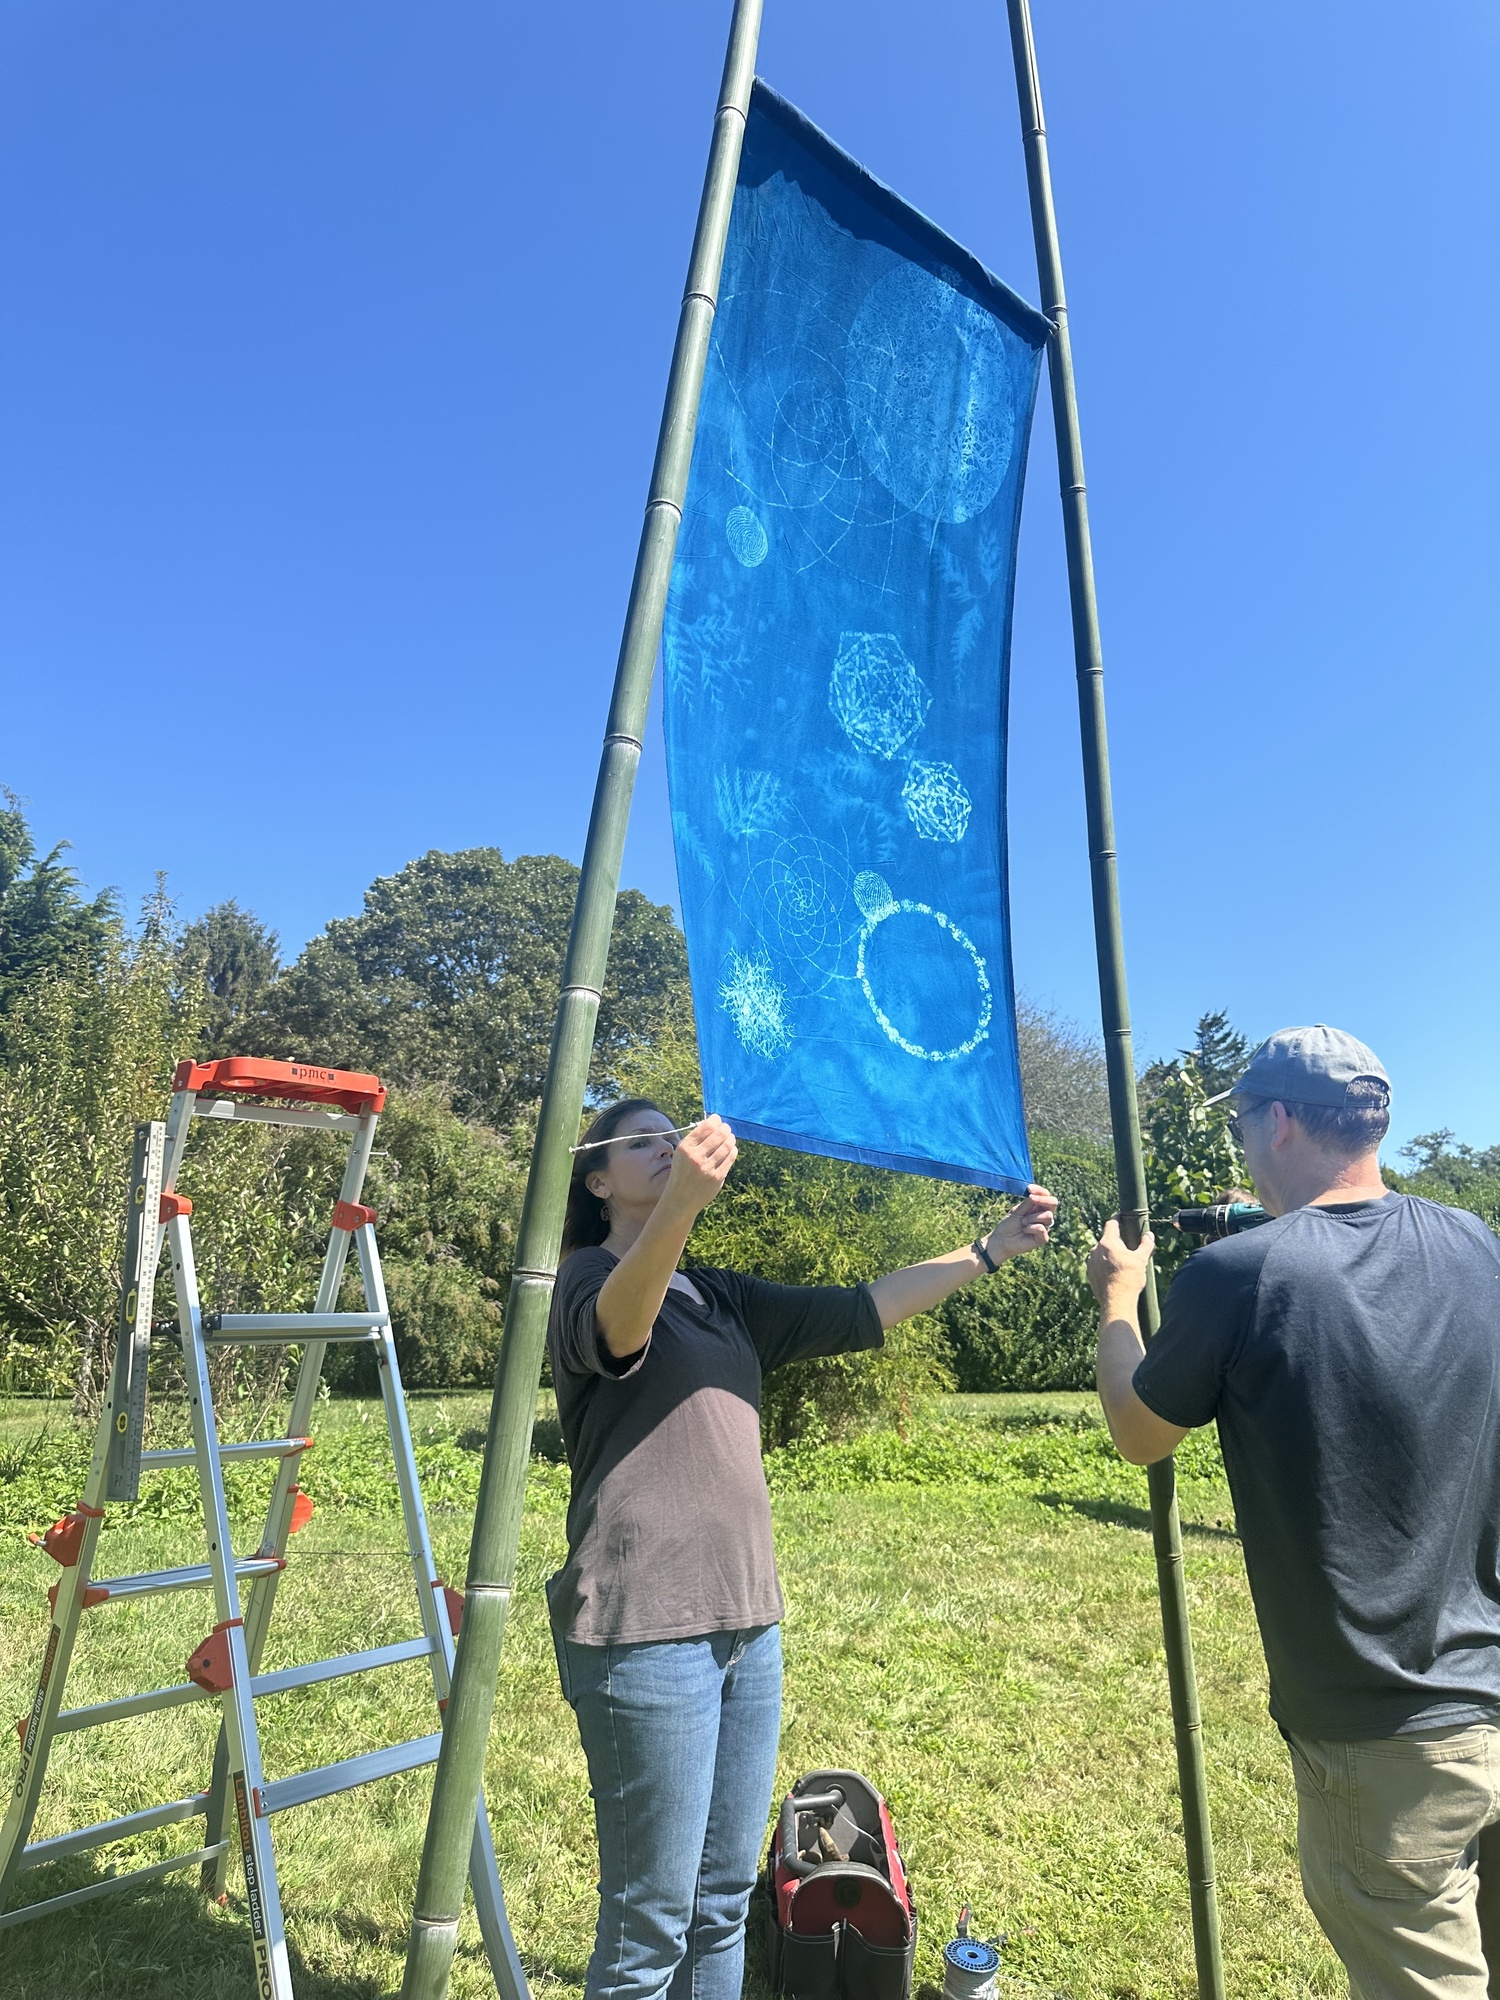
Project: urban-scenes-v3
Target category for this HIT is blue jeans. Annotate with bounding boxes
[555,1624,783,2000]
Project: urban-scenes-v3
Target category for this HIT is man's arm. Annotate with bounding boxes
[1087,1219,1191,1466]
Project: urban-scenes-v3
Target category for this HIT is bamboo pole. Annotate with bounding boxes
[399,7,764,1995]
[1001,3,1226,1994]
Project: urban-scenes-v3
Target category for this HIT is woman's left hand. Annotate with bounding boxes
[984,1185,1059,1263]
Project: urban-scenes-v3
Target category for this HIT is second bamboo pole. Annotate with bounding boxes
[1001,2,1227,1994]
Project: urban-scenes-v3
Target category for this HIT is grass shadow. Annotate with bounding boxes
[0,1866,390,2000]
[1033,1493,1240,1541]
[3,1861,598,1999]
[455,1415,566,1462]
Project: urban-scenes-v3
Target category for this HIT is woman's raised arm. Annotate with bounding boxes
[866,1185,1058,1330]
[593,1118,737,1358]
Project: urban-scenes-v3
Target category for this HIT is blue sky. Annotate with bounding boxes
[2,0,1496,1155]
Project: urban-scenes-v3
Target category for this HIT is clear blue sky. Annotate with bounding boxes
[3,0,1496,1155]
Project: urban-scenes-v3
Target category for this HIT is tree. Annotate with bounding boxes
[257,849,690,1126]
[1140,1008,1253,1109]
[1188,1009,1253,1099]
[323,1088,527,1390]
[938,1131,1117,1392]
[0,791,116,1025]
[1142,1059,1250,1287]
[1390,1132,1500,1233]
[1016,998,1110,1142]
[178,900,281,1053]
[0,888,318,1410]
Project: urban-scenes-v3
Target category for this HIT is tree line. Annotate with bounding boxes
[2,791,1491,1437]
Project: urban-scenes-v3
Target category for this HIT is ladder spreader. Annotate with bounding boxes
[0,1057,528,2000]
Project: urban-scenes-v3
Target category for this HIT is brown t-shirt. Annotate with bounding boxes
[545,1247,883,1646]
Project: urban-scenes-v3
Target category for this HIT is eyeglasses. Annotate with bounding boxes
[1225,1102,1259,1145]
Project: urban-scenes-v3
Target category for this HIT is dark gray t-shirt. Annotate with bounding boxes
[546,1247,883,1646]
[1135,1193,1500,1740]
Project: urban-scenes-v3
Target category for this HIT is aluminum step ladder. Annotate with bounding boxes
[0,1056,529,2000]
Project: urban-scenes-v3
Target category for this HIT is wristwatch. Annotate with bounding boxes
[971,1235,999,1274]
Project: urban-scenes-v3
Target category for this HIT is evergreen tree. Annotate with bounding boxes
[1188,1008,1253,1097]
[0,791,116,1020]
[179,900,281,1053]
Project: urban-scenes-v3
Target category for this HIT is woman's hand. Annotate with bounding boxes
[594,1118,737,1361]
[661,1116,738,1219]
[867,1184,1060,1331]
[983,1184,1059,1264]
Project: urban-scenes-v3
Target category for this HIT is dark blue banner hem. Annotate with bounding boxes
[749,80,1053,351]
[724,1118,1033,1196]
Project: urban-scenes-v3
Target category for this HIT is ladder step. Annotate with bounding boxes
[202,1312,388,1343]
[54,1636,438,1733]
[86,1555,283,1601]
[194,1095,361,1131]
[20,1790,210,1869]
[0,1844,229,1929]
[252,1635,437,1697]
[256,1731,442,1816]
[139,1434,313,1469]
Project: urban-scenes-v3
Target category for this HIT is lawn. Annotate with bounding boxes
[0,1391,1341,1998]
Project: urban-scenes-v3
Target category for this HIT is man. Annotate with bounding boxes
[1088,1025,1500,1999]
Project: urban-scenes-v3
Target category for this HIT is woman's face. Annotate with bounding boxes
[586,1110,680,1220]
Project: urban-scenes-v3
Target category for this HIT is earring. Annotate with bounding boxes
[600,1201,611,1225]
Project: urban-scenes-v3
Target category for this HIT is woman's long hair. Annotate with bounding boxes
[560,1099,671,1259]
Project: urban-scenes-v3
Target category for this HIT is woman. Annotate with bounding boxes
[548,1098,1057,2000]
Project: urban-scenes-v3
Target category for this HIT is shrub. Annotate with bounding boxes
[325,1087,525,1391]
[937,1133,1117,1392]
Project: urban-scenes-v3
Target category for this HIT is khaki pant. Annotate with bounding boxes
[1288,1723,1500,1998]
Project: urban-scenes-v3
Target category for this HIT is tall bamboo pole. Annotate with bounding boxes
[400,7,764,1996]
[1001,3,1226,1994]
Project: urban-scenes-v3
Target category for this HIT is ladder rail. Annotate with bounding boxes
[151,1083,197,1288]
[0,1110,161,1901]
[202,1103,381,1893]
[171,1203,295,1998]
[0,1507,107,1904]
[360,1226,530,2000]
[360,1228,453,1668]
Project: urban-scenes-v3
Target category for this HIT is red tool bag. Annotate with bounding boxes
[764,1769,917,2000]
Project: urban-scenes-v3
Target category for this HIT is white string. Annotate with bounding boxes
[568,1125,698,1155]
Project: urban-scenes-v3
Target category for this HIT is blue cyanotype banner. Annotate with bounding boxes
[662,84,1049,1191]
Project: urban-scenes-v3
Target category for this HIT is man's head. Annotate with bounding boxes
[1214,1025,1392,1214]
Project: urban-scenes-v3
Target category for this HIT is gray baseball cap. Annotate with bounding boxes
[1206,1024,1390,1110]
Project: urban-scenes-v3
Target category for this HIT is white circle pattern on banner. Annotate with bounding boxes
[854,873,992,1062]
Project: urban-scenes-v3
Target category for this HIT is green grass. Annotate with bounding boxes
[0,1392,1341,1998]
